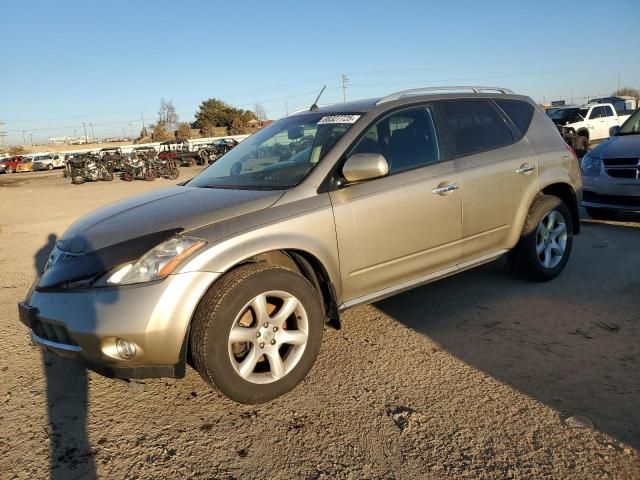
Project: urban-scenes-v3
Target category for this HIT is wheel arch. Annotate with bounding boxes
[541,182,580,234]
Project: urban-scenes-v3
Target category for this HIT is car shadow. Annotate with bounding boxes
[374,222,640,449]
[34,233,111,479]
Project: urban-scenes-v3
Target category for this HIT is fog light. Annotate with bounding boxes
[116,338,137,359]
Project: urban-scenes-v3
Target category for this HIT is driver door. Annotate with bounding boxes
[330,105,462,304]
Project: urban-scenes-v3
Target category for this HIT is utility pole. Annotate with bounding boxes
[285,101,288,116]
[123,128,126,139]
[82,122,88,144]
[22,130,26,144]
[0,121,6,146]
[618,73,621,91]
[29,133,33,146]
[128,123,134,139]
[89,123,95,142]
[141,112,145,133]
[341,74,349,102]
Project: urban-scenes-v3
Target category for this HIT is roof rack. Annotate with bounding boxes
[377,86,514,105]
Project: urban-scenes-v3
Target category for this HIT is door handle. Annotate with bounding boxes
[432,183,459,195]
[516,164,536,175]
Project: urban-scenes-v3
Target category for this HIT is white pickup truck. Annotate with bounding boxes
[547,103,633,155]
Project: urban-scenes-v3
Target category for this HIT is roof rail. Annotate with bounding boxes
[377,86,514,105]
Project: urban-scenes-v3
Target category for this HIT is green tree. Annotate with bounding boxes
[193,98,257,134]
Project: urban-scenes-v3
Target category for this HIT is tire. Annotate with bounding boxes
[122,172,133,182]
[507,194,573,282]
[190,263,324,404]
[167,168,179,180]
[575,136,589,157]
[47,163,53,170]
[71,176,85,185]
[585,206,617,220]
[101,169,114,181]
[144,169,156,181]
[6,167,12,174]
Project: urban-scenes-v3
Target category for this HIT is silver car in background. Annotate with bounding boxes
[581,108,640,218]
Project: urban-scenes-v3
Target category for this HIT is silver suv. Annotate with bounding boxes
[19,86,582,404]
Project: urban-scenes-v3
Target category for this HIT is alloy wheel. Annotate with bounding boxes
[228,291,309,384]
[536,210,567,269]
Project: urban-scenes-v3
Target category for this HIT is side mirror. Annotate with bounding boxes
[609,125,620,137]
[287,126,304,140]
[342,153,389,183]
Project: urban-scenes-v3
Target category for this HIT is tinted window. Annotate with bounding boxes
[439,100,513,156]
[495,99,534,138]
[603,106,615,117]
[590,106,605,119]
[350,106,441,174]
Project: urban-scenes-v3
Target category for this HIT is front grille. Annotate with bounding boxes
[583,191,640,208]
[32,318,77,346]
[603,158,640,180]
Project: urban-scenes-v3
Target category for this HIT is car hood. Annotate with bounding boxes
[591,134,640,158]
[38,186,284,288]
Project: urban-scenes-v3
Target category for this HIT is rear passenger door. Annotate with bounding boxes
[434,99,538,264]
[589,106,608,140]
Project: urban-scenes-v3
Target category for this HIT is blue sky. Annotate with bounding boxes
[2,0,639,144]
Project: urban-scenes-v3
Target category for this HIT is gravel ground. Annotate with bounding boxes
[1,170,639,479]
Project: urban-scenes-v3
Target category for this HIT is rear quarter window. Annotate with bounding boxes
[495,99,535,139]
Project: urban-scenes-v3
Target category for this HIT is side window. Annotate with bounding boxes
[495,99,534,139]
[603,106,615,117]
[590,106,605,119]
[438,100,513,156]
[350,106,441,174]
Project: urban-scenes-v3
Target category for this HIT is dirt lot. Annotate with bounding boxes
[1,170,639,479]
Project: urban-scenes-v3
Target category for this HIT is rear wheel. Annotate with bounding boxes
[508,194,573,282]
[190,263,324,404]
[167,168,179,180]
[144,169,156,181]
[575,135,589,157]
[101,169,114,181]
[71,175,85,185]
[6,167,12,174]
[122,171,133,182]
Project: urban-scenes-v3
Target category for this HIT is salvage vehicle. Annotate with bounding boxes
[121,155,156,181]
[99,147,127,171]
[0,155,27,174]
[32,153,65,171]
[19,86,582,404]
[158,140,199,167]
[68,153,114,184]
[581,108,640,218]
[196,139,239,164]
[548,103,634,156]
[130,146,157,163]
[149,156,180,180]
[16,156,34,173]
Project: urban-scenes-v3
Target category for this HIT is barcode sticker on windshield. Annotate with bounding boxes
[318,115,361,124]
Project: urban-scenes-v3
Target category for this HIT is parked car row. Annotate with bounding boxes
[0,153,65,173]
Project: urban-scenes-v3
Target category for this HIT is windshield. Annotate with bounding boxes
[548,108,587,123]
[188,112,359,190]
[617,109,640,135]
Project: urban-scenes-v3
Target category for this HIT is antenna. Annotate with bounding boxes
[309,85,327,112]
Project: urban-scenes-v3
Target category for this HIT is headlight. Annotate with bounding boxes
[105,237,206,286]
[581,154,602,174]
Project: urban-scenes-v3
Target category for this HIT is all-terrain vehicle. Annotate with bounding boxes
[158,140,199,167]
[99,147,127,171]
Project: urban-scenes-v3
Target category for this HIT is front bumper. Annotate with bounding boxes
[19,270,219,378]
[582,174,640,211]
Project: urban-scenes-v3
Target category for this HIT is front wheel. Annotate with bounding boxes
[6,167,12,174]
[71,175,85,185]
[122,171,133,182]
[167,168,179,180]
[508,194,573,282]
[101,169,114,181]
[144,169,156,181]
[190,263,324,404]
